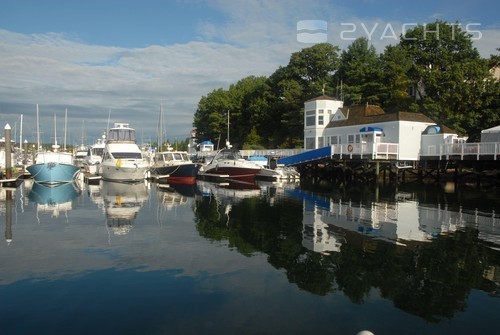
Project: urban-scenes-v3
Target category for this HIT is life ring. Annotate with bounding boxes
[116,159,122,168]
[347,144,354,152]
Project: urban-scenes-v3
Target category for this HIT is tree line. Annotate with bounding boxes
[193,20,500,149]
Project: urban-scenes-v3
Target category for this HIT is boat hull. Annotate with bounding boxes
[200,166,261,183]
[150,163,199,185]
[27,163,80,184]
[99,160,149,182]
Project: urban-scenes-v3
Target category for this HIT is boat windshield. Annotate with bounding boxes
[111,152,143,159]
[156,152,190,162]
[108,129,136,142]
[216,149,242,160]
[92,148,104,156]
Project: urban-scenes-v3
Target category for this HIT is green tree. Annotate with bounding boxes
[400,20,490,135]
[336,37,384,105]
[192,88,231,148]
[379,44,414,111]
[266,43,340,147]
[287,43,340,98]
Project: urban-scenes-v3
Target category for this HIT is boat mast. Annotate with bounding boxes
[36,104,40,150]
[53,113,59,152]
[64,108,68,151]
[158,101,164,151]
[226,110,231,148]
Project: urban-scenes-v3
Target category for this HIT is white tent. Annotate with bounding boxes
[481,125,500,142]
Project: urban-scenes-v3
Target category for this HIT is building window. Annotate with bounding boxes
[305,137,315,149]
[318,137,324,148]
[306,110,315,127]
[318,115,324,125]
[347,134,361,144]
[330,135,341,145]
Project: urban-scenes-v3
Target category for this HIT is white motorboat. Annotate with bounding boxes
[83,133,106,174]
[197,148,262,183]
[98,123,149,182]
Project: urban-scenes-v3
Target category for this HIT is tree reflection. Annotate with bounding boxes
[194,188,500,322]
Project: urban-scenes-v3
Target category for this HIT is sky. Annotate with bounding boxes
[0,0,499,147]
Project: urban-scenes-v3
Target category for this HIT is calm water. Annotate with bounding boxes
[1,178,499,335]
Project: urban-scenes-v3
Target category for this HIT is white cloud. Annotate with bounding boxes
[0,26,295,145]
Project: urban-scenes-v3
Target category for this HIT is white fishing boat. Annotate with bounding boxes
[98,123,149,182]
[73,144,88,168]
[27,107,80,184]
[83,133,106,174]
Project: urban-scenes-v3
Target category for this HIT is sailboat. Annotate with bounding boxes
[27,106,80,184]
[149,101,200,185]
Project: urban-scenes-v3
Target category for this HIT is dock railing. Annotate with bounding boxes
[421,142,500,160]
[331,142,399,160]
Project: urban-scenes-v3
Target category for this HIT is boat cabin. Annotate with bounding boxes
[154,151,191,163]
[107,123,136,143]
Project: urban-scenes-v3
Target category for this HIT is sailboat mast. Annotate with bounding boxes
[54,113,57,147]
[64,108,68,151]
[36,104,40,150]
[19,114,23,149]
[158,101,164,151]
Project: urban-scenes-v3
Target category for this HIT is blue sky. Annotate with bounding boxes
[0,0,498,147]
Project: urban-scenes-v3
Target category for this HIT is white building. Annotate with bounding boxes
[304,95,462,161]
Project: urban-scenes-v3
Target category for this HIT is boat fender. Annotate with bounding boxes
[116,159,122,168]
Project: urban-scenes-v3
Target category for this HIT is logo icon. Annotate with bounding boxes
[297,20,327,43]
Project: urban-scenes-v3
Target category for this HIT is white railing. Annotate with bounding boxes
[239,149,306,158]
[421,142,500,160]
[331,143,399,160]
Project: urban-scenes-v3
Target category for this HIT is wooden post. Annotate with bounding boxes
[5,124,12,179]
[5,190,13,245]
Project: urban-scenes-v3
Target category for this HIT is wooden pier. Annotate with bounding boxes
[276,143,500,186]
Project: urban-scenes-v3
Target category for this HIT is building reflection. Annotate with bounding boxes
[294,188,500,254]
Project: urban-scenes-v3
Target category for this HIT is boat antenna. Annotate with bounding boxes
[226,110,231,149]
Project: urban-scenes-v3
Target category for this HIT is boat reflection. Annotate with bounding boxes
[156,183,196,211]
[196,180,262,225]
[197,180,261,200]
[28,181,82,219]
[101,181,149,236]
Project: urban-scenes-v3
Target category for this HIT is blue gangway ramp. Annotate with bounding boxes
[277,146,332,166]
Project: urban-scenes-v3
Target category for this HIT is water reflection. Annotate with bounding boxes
[28,181,82,219]
[1,179,499,333]
[193,181,500,322]
[156,183,196,210]
[100,181,149,236]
